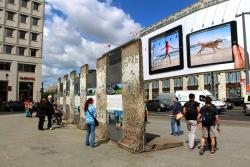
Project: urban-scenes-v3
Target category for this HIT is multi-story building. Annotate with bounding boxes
[0,0,44,103]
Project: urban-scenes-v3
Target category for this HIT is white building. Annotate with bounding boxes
[0,0,44,102]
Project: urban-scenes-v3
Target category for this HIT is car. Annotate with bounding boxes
[226,97,244,107]
[146,99,171,112]
[225,101,234,110]
[4,101,25,111]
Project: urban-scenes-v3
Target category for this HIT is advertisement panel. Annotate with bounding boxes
[142,0,250,80]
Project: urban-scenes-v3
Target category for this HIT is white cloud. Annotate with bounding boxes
[43,0,142,84]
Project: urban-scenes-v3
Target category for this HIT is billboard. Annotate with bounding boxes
[149,26,183,74]
[142,0,250,81]
[187,21,237,68]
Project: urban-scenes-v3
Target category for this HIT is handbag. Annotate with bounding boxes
[175,112,184,121]
[87,109,99,126]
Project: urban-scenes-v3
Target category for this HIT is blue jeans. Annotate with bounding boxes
[171,117,181,135]
[86,122,95,147]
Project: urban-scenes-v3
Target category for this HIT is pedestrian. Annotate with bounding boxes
[171,97,182,136]
[24,98,30,117]
[84,98,97,148]
[29,100,34,118]
[183,93,200,150]
[36,98,47,130]
[198,96,220,155]
[47,95,54,130]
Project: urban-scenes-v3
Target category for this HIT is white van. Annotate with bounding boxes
[175,90,227,112]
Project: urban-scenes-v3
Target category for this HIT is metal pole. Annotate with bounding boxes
[236,12,250,90]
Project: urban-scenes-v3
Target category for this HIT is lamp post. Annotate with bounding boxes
[236,12,250,93]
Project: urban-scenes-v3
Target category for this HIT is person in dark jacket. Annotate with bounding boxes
[171,97,182,135]
[47,95,54,130]
[37,98,47,130]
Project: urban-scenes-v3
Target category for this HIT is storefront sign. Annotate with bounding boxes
[19,77,35,81]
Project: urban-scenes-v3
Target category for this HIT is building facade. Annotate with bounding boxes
[0,0,44,102]
[144,71,246,101]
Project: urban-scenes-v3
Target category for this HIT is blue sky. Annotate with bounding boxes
[43,0,198,87]
[110,0,197,27]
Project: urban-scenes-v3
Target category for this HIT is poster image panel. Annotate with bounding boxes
[149,25,183,74]
[187,21,237,68]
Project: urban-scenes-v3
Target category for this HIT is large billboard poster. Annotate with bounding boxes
[142,0,250,81]
[149,26,183,74]
[187,21,237,67]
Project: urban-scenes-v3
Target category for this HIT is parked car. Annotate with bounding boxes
[4,101,25,111]
[226,97,244,107]
[146,100,171,112]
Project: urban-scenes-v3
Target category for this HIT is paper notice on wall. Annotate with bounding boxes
[75,96,80,107]
[107,95,123,111]
[66,97,70,105]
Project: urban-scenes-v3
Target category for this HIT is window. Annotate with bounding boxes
[6,11,14,20]
[19,30,26,39]
[21,0,28,8]
[30,49,37,57]
[32,2,39,11]
[32,17,38,26]
[5,28,14,37]
[18,64,35,72]
[18,47,25,56]
[188,76,198,86]
[163,79,170,88]
[152,81,159,89]
[4,45,13,54]
[174,78,183,87]
[144,82,149,89]
[226,72,240,83]
[20,14,27,23]
[8,0,14,4]
[31,33,37,41]
[0,61,11,71]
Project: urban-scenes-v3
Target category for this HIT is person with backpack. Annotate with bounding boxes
[198,96,220,155]
[183,93,200,150]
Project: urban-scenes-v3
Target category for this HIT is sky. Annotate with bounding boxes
[43,0,197,87]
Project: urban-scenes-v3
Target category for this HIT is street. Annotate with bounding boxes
[0,113,250,167]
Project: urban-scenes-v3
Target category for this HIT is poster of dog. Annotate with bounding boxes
[187,21,237,68]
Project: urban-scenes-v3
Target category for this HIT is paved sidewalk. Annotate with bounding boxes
[0,113,250,167]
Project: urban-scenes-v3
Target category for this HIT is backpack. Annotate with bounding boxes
[185,101,197,120]
[201,106,214,127]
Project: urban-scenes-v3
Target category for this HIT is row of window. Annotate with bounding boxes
[6,0,40,11]
[4,10,40,26]
[3,27,39,40]
[0,61,36,72]
[2,44,38,56]
[144,72,241,89]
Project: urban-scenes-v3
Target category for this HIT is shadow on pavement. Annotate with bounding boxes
[145,133,160,143]
[95,139,110,147]
[0,111,24,115]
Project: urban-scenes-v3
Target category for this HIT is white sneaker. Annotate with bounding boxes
[49,127,53,130]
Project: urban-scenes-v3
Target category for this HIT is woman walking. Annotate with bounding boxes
[84,98,97,148]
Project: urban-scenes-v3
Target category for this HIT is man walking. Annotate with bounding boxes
[198,96,220,155]
[183,93,200,150]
